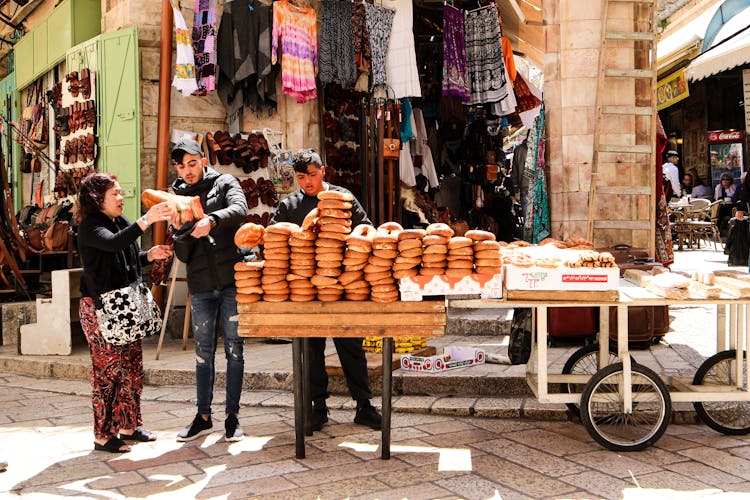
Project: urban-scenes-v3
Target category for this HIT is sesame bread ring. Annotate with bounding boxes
[476,266,502,274]
[344,280,370,290]
[445,268,474,278]
[372,284,398,293]
[423,245,448,254]
[234,261,264,271]
[349,224,376,239]
[473,240,501,251]
[318,199,353,210]
[263,241,290,250]
[364,271,392,282]
[344,262,367,271]
[475,258,503,267]
[364,264,390,274]
[263,293,290,302]
[378,221,404,232]
[419,267,445,276]
[262,280,290,291]
[397,239,422,251]
[318,190,354,202]
[345,293,370,301]
[448,236,473,249]
[368,255,394,267]
[263,259,290,269]
[289,294,316,302]
[465,229,496,241]
[422,254,448,263]
[236,278,262,288]
[234,270,261,280]
[317,261,344,269]
[290,236,316,247]
[339,270,364,285]
[319,208,351,219]
[372,249,398,260]
[290,267,316,277]
[236,293,262,303]
[426,223,454,238]
[301,208,319,230]
[317,267,343,277]
[289,279,314,289]
[316,238,346,248]
[261,274,287,284]
[237,285,265,294]
[343,256,368,266]
[319,223,350,234]
[373,227,399,244]
[318,230,347,241]
[266,222,300,235]
[394,256,422,265]
[291,258,316,266]
[447,260,474,269]
[318,216,352,227]
[423,235,450,246]
[392,263,420,271]
[421,260,447,268]
[393,268,419,279]
[447,254,473,262]
[372,241,398,251]
[369,277,396,286]
[234,222,265,248]
[397,229,426,240]
[449,246,474,256]
[311,274,338,287]
[263,232,292,242]
[399,247,424,258]
[474,250,501,260]
[263,267,288,275]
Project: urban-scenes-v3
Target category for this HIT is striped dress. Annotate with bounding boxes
[272,0,318,103]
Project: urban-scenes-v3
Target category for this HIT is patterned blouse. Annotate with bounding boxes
[272,0,318,103]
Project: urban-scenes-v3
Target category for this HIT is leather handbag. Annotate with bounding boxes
[43,221,70,252]
[383,138,400,160]
[95,280,163,345]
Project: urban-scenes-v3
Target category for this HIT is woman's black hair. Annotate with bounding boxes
[721,172,733,182]
[77,172,117,223]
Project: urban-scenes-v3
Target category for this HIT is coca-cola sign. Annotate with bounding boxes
[708,130,745,144]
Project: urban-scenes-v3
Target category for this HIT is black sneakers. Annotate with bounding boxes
[311,401,329,431]
[176,414,213,442]
[224,414,244,442]
[354,401,382,430]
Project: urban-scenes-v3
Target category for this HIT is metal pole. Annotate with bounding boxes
[292,338,306,458]
[381,337,393,459]
[303,338,312,436]
[154,0,174,307]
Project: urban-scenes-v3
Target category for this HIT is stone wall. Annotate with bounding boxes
[544,0,653,247]
[102,0,320,192]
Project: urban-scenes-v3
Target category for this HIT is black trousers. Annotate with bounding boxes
[308,337,371,403]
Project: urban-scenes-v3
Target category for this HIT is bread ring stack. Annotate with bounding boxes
[394,228,425,279]
[287,226,317,301]
[313,191,354,301]
[261,222,297,301]
[368,222,402,303]
[466,230,502,274]
[445,236,474,278]
[420,223,453,276]
[343,224,375,300]
[234,261,264,303]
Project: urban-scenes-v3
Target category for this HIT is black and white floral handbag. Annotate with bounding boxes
[95,280,163,345]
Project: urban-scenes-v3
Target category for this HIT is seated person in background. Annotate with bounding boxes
[690,173,713,199]
[715,173,739,233]
[681,173,693,196]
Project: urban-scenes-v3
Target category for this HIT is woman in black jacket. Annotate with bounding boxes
[77,173,174,453]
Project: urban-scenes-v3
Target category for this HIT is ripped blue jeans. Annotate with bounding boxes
[190,287,244,416]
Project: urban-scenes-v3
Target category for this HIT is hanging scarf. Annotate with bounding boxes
[655,115,674,266]
[170,0,199,96]
[192,0,218,95]
[523,106,550,243]
[442,5,470,102]
[364,3,395,90]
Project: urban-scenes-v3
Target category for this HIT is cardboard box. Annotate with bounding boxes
[399,273,503,301]
[400,346,485,372]
[504,266,619,291]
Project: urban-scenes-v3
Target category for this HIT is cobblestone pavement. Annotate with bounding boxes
[1,372,750,500]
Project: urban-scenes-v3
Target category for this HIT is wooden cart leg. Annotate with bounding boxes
[155,259,180,360]
[292,338,305,459]
[303,338,313,437]
[381,337,393,460]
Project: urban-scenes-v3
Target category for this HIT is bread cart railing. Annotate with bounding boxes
[236,300,447,459]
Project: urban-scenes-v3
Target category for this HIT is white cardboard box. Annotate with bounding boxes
[400,346,486,372]
[399,273,503,301]
[504,266,619,291]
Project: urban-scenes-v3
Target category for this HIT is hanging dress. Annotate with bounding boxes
[523,105,550,243]
[170,0,199,96]
[464,4,509,106]
[383,0,421,98]
[192,0,218,95]
[364,3,395,90]
[319,0,357,87]
[272,0,318,103]
[442,5,470,102]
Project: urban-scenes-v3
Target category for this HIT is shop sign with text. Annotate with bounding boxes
[657,69,689,111]
[708,130,745,144]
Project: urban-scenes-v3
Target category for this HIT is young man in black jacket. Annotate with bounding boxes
[271,149,381,431]
[170,138,249,442]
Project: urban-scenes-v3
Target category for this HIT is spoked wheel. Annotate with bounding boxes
[580,362,671,451]
[560,343,631,416]
[692,350,750,435]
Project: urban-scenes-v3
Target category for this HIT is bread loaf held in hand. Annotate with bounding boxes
[234,222,265,247]
[141,189,205,223]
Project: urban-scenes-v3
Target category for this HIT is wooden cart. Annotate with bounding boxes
[458,278,750,451]
[237,300,446,459]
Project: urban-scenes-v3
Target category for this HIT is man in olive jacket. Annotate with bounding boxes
[170,138,248,443]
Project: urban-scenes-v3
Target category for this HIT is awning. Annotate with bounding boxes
[685,7,750,81]
[657,4,719,71]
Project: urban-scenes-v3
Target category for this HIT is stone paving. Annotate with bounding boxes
[1,372,750,499]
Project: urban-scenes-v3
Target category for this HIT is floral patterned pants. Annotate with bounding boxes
[79,297,144,440]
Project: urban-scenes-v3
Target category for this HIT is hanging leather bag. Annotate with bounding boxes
[44,221,70,252]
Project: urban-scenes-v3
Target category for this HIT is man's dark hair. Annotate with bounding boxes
[292,149,322,173]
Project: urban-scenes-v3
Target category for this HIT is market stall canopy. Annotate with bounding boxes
[684,6,750,81]
[656,2,720,75]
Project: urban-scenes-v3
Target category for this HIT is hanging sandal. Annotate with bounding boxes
[94,437,130,453]
[119,428,157,442]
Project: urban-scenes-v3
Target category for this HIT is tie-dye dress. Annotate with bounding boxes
[272,0,318,103]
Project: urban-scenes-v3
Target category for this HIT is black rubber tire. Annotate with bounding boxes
[580,362,671,451]
[560,344,623,417]
[692,349,750,435]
